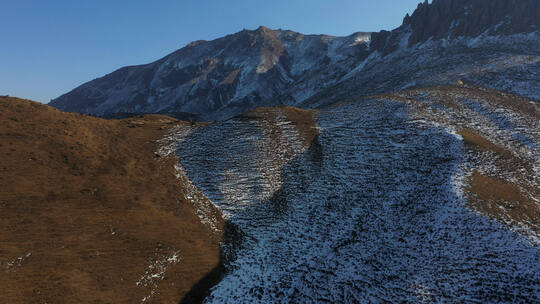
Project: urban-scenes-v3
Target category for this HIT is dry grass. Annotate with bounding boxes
[380,84,540,117]
[458,128,535,176]
[458,128,539,234]
[0,97,224,303]
[458,128,513,158]
[246,106,319,147]
[371,86,540,235]
[467,171,539,233]
[279,106,319,146]
[458,85,540,119]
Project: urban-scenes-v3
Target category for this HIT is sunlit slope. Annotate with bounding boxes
[0,97,224,304]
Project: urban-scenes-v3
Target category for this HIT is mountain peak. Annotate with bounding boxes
[241,25,278,35]
[256,25,272,31]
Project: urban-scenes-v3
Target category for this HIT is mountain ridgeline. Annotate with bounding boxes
[404,0,540,44]
[50,0,540,120]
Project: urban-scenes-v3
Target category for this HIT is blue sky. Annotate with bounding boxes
[0,0,423,103]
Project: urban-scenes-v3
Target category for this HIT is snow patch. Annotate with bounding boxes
[136,249,182,303]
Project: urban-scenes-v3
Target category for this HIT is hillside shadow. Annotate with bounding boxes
[179,221,243,304]
[177,99,540,302]
[177,130,323,303]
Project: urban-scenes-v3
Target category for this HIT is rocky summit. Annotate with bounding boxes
[404,0,540,45]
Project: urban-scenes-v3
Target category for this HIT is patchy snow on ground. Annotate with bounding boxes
[165,95,540,303]
[136,249,182,303]
[2,252,31,272]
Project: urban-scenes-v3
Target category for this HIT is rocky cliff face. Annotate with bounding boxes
[368,0,540,54]
[404,0,540,45]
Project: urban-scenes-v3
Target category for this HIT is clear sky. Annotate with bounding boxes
[0,0,423,103]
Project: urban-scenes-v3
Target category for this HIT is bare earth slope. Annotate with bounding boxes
[0,97,224,304]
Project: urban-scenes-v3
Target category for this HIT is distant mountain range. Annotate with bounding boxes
[50,0,540,120]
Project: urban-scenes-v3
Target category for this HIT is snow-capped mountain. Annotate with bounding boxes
[51,0,540,120]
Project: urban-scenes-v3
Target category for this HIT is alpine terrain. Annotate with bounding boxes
[2,0,540,303]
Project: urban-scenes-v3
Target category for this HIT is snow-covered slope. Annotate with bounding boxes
[159,85,540,303]
[303,30,540,109]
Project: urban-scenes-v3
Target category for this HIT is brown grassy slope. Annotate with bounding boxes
[459,128,514,158]
[458,128,533,172]
[459,129,540,233]
[244,106,319,147]
[374,85,540,235]
[468,171,540,232]
[0,97,223,304]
